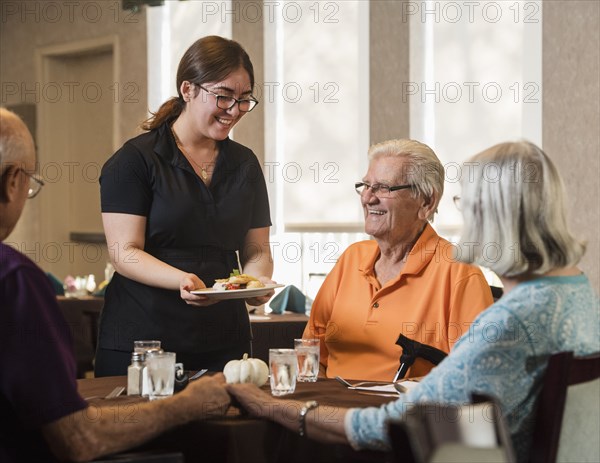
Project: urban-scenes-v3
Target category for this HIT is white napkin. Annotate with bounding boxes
[349,380,420,394]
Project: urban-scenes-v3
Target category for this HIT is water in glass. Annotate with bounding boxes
[294,339,320,382]
[269,348,297,396]
[146,351,175,400]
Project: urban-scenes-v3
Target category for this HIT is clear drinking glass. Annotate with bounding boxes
[134,340,161,353]
[269,348,298,396]
[145,351,176,400]
[294,338,320,382]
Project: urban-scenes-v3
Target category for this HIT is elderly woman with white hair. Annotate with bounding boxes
[301,138,494,381]
[226,140,599,462]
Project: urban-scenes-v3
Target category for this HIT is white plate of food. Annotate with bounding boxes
[191,283,284,300]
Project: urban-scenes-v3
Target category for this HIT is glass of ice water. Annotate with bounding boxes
[294,338,320,382]
[269,348,298,396]
[146,351,176,400]
[134,340,161,354]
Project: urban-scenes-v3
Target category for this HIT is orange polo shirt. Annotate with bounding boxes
[303,224,493,382]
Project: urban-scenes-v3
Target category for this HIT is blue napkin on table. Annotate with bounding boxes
[46,273,65,296]
[269,285,306,314]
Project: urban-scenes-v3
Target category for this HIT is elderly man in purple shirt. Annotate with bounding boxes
[0,107,231,462]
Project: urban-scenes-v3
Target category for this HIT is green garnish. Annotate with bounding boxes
[229,269,241,277]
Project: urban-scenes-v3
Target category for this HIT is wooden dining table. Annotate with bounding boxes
[79,376,396,463]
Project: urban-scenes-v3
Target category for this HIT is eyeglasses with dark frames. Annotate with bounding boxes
[355,181,414,198]
[20,169,45,199]
[198,85,259,112]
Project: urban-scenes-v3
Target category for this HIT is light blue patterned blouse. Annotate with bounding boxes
[345,274,600,461]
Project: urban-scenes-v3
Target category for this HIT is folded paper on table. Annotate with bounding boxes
[269,285,306,314]
[349,380,420,394]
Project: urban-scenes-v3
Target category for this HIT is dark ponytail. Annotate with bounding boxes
[141,35,255,131]
[141,96,184,131]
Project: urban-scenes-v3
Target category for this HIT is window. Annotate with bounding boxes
[264,1,370,293]
[409,0,542,238]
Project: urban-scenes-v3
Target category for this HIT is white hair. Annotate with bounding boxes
[368,139,444,221]
[457,140,585,277]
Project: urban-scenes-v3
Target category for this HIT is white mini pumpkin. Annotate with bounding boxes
[223,353,269,386]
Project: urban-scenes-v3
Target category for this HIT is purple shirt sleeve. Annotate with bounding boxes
[0,246,88,428]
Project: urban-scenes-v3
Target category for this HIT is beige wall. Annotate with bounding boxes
[231,0,265,163]
[0,0,148,144]
[1,0,147,277]
[543,1,600,293]
[370,1,410,144]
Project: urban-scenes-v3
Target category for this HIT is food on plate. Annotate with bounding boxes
[213,270,265,291]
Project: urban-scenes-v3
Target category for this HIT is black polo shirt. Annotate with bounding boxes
[97,122,271,355]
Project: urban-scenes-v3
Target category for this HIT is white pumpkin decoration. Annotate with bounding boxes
[223,353,269,386]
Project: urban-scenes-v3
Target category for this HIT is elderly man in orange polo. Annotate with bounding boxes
[304,139,494,381]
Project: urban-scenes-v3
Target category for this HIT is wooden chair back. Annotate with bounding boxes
[529,351,600,463]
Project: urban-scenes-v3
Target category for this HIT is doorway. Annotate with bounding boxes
[37,37,117,285]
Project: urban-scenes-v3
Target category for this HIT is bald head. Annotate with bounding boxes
[0,108,37,241]
[0,107,36,174]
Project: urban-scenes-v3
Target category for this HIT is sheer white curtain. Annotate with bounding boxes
[264,1,370,295]
[410,0,543,239]
[146,1,232,114]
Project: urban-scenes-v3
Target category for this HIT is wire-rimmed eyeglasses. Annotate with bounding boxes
[355,181,414,198]
[198,85,258,112]
[452,195,461,210]
[20,169,45,199]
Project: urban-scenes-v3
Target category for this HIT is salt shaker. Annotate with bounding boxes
[127,351,145,395]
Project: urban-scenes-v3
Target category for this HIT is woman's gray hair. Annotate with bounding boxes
[368,139,444,221]
[457,140,585,277]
